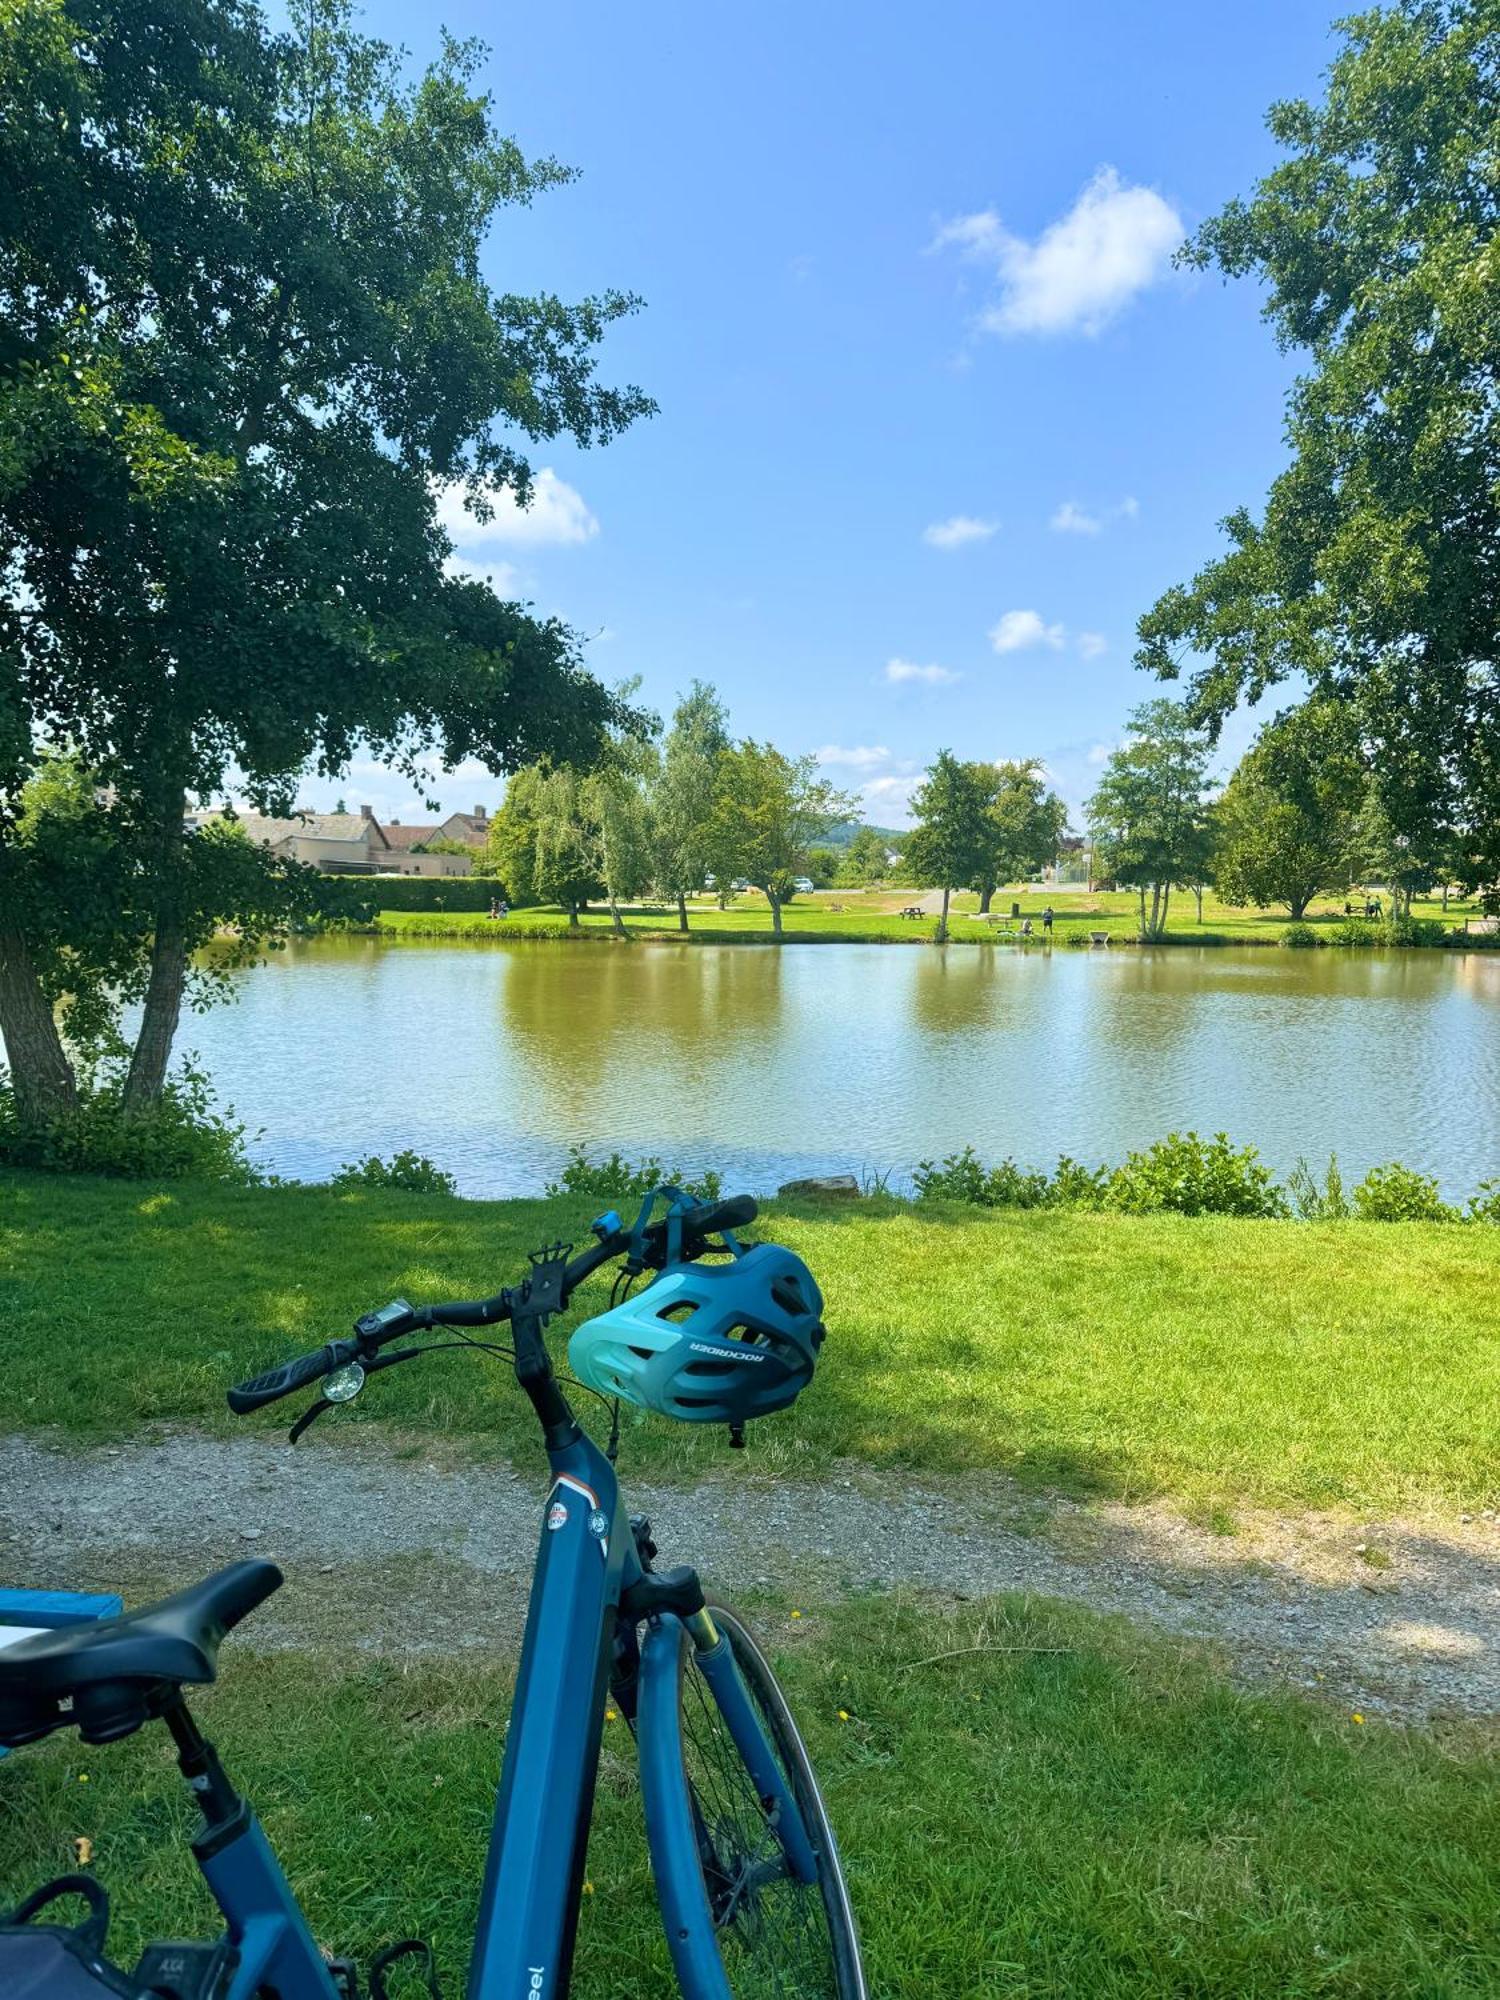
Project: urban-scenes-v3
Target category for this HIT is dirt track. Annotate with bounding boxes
[2,1430,1495,1722]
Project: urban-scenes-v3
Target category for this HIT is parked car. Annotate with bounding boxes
[792,876,815,894]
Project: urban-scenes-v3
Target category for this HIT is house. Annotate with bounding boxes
[193,806,391,873]
[377,804,491,877]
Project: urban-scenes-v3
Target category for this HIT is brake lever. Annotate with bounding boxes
[288,1397,333,1445]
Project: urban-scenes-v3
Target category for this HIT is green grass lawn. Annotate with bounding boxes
[4,1174,1497,1515]
[2,1592,1496,1997]
[366,886,1487,948]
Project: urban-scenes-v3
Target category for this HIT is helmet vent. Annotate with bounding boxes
[655,1300,699,1323]
[771,1274,807,1314]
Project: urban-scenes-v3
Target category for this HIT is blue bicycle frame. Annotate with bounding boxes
[186,1424,818,1999]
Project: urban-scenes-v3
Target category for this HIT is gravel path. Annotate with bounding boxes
[3,1431,1496,1722]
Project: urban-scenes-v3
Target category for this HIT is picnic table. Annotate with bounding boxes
[899,906,926,919]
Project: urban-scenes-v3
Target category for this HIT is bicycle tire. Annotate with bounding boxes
[643,1601,866,1999]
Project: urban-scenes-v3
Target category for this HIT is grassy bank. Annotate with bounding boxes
[4,1174,1496,1515]
[360,887,1487,949]
[2,1591,1495,1996]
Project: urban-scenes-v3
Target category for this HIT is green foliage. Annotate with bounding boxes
[1214,701,1365,919]
[0,0,649,1117]
[0,1060,253,1181]
[1352,1163,1459,1224]
[1105,1132,1288,1219]
[1281,922,1320,948]
[324,876,506,915]
[1136,0,1500,906]
[914,1146,1051,1208]
[1470,1181,1500,1224]
[973,758,1070,908]
[1286,1154,1350,1221]
[704,742,853,931]
[652,682,730,916]
[329,1151,457,1196]
[837,825,893,884]
[914,1148,1110,1210]
[903,751,996,937]
[542,1145,723,1204]
[1085,702,1215,939]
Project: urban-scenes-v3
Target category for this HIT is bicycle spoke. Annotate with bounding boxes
[678,1655,839,1997]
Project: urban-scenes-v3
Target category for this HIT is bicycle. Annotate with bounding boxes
[0,1188,866,2000]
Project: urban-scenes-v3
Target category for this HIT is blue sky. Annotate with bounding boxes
[314,0,1340,829]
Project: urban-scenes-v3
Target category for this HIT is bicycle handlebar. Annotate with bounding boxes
[226,1192,759,1415]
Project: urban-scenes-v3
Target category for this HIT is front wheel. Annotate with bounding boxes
[638,1603,866,2000]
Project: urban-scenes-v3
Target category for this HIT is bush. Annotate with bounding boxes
[0,1061,255,1182]
[1286,1153,1350,1220]
[1330,918,1379,947]
[1048,1155,1112,1207]
[913,1146,1050,1208]
[1105,1132,1287,1219]
[321,875,511,918]
[1469,1180,1500,1224]
[543,1145,723,1204]
[1352,1162,1459,1223]
[1281,922,1320,949]
[329,1150,457,1195]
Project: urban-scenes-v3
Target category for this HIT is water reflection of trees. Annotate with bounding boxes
[496,943,787,1137]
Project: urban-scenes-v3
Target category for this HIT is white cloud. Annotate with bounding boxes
[434,467,599,549]
[989,610,1066,655]
[1086,741,1118,765]
[443,553,523,596]
[816,744,891,769]
[1077,631,1108,659]
[922,514,999,550]
[932,167,1182,336]
[1051,501,1102,536]
[885,657,960,686]
[1050,496,1139,535]
[862,773,923,820]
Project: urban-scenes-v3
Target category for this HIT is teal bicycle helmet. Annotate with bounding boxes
[569,1243,825,1424]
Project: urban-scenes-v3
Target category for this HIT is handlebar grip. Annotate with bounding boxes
[227,1341,350,1414]
[686,1194,758,1237]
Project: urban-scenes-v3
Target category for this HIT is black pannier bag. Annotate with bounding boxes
[0,1875,143,1997]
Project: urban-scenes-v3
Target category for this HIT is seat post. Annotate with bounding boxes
[162,1695,242,1830]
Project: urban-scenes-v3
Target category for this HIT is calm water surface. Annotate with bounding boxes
[188,939,1500,1199]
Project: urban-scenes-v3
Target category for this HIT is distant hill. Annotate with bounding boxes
[820,820,906,850]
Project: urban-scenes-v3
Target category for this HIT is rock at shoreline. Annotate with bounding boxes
[777,1174,860,1200]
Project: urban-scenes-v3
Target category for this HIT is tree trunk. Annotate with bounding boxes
[122,918,188,1110]
[0,929,77,1125]
[1161,884,1172,933]
[768,891,783,937]
[1193,883,1203,923]
[677,890,689,934]
[1288,892,1311,921]
[1442,882,1450,913]
[568,900,580,929]
[608,895,625,936]
[1138,885,1147,937]
[937,885,950,943]
[977,880,994,915]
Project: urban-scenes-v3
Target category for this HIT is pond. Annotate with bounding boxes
[180,937,1500,1202]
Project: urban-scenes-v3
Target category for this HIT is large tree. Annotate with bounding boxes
[704,742,852,937]
[903,751,994,942]
[972,758,1070,913]
[487,764,602,924]
[1214,700,1367,918]
[0,0,651,1125]
[1086,701,1214,940]
[652,680,730,932]
[1135,0,1500,906]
